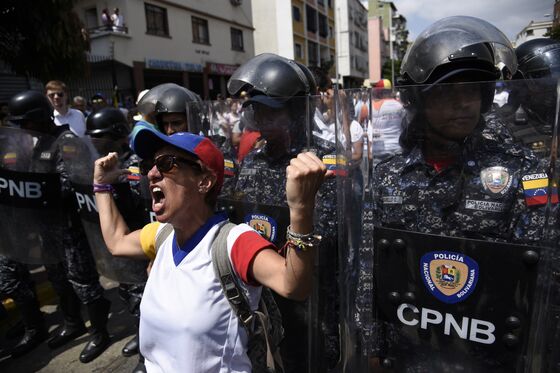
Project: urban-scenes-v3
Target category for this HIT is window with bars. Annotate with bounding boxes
[231,28,244,51]
[145,3,169,36]
[293,6,301,22]
[192,16,210,44]
[319,13,328,37]
[306,6,317,33]
[295,43,303,59]
[308,41,318,66]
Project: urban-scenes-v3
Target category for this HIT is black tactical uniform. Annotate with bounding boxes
[85,107,148,371]
[349,17,557,372]
[7,90,111,364]
[226,53,339,372]
[0,128,49,357]
[515,38,560,372]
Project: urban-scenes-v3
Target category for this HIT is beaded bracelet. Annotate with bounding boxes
[285,225,322,252]
[93,183,114,193]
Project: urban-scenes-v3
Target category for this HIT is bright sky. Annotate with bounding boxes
[373,0,554,41]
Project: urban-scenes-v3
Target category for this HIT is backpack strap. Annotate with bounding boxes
[211,222,254,328]
[155,223,174,254]
[211,222,281,372]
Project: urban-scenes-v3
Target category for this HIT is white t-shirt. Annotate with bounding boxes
[313,108,363,147]
[367,99,404,158]
[112,14,124,27]
[493,90,509,108]
[53,108,86,137]
[139,219,271,373]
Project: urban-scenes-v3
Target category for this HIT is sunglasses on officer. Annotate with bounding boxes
[139,154,202,176]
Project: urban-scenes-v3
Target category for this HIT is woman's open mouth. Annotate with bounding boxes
[151,186,166,213]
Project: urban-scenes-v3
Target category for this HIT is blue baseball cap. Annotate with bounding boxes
[131,126,224,193]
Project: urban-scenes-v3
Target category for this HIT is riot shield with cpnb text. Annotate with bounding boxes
[215,94,340,373]
[0,127,65,264]
[62,137,149,284]
[373,227,541,372]
[338,78,560,372]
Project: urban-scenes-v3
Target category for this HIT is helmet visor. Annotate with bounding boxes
[401,16,517,84]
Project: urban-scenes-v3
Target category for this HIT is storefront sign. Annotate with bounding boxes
[145,59,203,73]
[207,62,238,76]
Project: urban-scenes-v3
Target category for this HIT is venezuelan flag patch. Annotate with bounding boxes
[224,159,235,177]
[127,166,141,181]
[322,154,348,176]
[2,152,16,166]
[521,173,559,206]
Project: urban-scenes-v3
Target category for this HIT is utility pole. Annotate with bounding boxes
[389,11,394,86]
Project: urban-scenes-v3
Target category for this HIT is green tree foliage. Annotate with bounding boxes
[545,25,560,41]
[0,0,87,81]
[382,59,402,86]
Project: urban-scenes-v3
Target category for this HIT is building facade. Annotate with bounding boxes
[335,0,369,87]
[366,0,407,84]
[252,0,336,78]
[73,0,255,101]
[514,20,554,46]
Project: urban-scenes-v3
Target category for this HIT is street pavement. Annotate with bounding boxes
[0,272,140,373]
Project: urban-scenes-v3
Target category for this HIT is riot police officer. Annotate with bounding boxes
[0,255,46,357]
[136,83,203,135]
[226,53,339,372]
[85,107,147,373]
[508,38,560,157]
[0,119,49,357]
[353,16,556,372]
[7,90,112,363]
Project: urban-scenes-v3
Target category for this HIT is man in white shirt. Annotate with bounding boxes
[45,80,86,137]
[111,8,125,32]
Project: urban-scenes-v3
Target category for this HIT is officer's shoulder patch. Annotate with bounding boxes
[480,166,512,198]
[322,154,347,176]
[521,173,558,206]
[127,166,141,181]
[224,158,235,177]
[420,251,479,304]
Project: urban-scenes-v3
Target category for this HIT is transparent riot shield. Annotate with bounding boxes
[338,78,560,372]
[0,127,65,263]
[212,94,339,372]
[61,136,149,284]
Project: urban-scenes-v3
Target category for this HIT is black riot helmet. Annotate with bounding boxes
[228,53,317,98]
[138,83,202,134]
[227,53,317,151]
[516,38,560,80]
[86,107,129,139]
[397,16,517,151]
[7,90,55,133]
[399,16,516,87]
[515,38,560,128]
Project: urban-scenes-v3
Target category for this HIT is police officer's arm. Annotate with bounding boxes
[250,152,333,300]
[93,152,146,259]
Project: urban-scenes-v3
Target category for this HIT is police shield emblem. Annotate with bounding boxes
[480,166,512,197]
[421,251,479,304]
[243,213,278,242]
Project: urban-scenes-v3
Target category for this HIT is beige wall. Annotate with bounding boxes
[76,0,255,67]
[368,16,382,81]
[252,0,294,58]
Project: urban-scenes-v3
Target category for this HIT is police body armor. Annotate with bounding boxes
[62,136,149,284]
[0,127,67,263]
[213,92,341,373]
[338,76,560,372]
